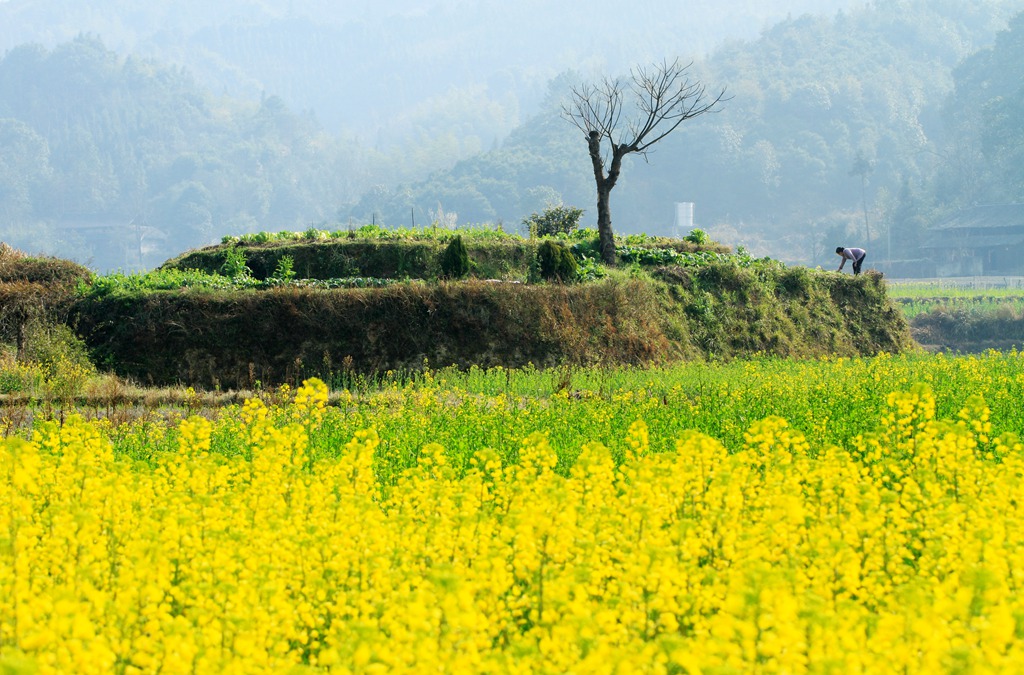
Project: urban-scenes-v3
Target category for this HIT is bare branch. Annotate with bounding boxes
[562,77,626,140]
[625,58,729,155]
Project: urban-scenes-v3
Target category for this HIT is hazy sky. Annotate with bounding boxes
[0,0,863,137]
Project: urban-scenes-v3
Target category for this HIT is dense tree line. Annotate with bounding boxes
[939,11,1024,207]
[0,36,386,270]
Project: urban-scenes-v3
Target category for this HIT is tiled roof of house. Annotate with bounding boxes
[919,231,1024,249]
[930,203,1024,231]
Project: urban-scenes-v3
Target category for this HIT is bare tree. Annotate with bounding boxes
[562,59,727,264]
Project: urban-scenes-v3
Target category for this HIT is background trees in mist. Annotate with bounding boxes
[0,1,1022,272]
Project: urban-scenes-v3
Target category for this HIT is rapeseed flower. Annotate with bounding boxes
[3,377,1024,672]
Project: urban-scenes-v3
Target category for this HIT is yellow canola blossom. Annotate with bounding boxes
[3,380,1024,673]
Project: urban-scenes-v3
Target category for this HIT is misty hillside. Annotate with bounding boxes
[0,36,381,271]
[0,0,1023,273]
[0,0,858,145]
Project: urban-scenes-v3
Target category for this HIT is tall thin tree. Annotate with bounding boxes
[562,59,727,264]
[849,151,874,244]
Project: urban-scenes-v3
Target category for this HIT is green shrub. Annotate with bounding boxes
[270,255,297,284]
[221,247,250,278]
[684,228,711,245]
[537,240,578,283]
[523,205,584,237]
[439,236,471,279]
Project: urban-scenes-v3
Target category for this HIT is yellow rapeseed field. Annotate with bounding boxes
[3,374,1024,673]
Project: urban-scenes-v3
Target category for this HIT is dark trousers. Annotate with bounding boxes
[853,252,866,275]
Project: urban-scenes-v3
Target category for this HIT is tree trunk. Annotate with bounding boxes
[596,183,615,264]
[587,132,624,265]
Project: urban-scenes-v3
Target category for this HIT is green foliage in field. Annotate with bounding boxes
[887,281,1024,352]
[171,226,734,284]
[897,296,1024,321]
[221,223,521,246]
[618,244,775,269]
[91,351,1024,481]
[269,255,297,285]
[220,246,251,279]
[1,349,1019,480]
[81,268,407,300]
[888,282,1024,316]
[684,228,711,245]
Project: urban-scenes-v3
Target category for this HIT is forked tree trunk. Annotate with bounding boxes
[588,132,627,265]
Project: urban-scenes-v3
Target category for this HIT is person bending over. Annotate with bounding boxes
[836,246,866,275]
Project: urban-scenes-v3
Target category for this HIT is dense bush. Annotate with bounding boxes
[0,246,90,364]
[439,236,471,279]
[523,205,584,237]
[537,240,578,283]
[0,243,94,286]
[778,265,813,299]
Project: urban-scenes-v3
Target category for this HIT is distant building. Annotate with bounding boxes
[672,202,694,239]
[919,204,1024,277]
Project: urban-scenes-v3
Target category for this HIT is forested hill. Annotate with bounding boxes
[0,0,857,143]
[0,37,383,271]
[0,0,1023,273]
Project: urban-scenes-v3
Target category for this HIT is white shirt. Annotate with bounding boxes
[837,247,865,270]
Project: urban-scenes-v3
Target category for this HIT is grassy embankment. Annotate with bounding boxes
[77,226,911,388]
[1,225,912,397]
